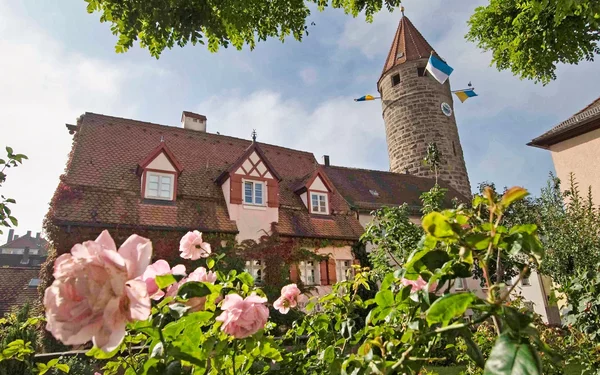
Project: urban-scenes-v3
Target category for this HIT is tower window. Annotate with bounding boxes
[417,67,426,77]
[452,141,457,156]
[391,74,400,87]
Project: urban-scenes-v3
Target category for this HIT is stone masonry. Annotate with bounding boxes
[378,59,471,197]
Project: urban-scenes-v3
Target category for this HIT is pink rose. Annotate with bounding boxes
[186,266,217,284]
[140,260,186,300]
[216,293,269,339]
[44,231,152,352]
[401,277,436,293]
[273,283,301,314]
[179,267,217,312]
[179,230,212,260]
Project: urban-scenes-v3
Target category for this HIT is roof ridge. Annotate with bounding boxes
[324,164,436,180]
[83,112,317,158]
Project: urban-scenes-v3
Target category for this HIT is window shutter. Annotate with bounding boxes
[267,180,279,207]
[328,258,337,284]
[289,264,299,283]
[230,175,243,204]
[319,261,328,285]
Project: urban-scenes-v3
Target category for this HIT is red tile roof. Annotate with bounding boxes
[0,267,40,316]
[529,96,600,148]
[51,113,363,240]
[381,15,435,79]
[324,165,467,213]
[0,234,48,251]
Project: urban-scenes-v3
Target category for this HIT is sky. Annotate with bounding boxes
[1,0,599,243]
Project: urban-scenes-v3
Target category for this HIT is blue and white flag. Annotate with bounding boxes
[425,54,454,84]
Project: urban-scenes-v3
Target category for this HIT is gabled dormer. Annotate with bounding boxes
[294,168,334,215]
[137,141,183,201]
[216,142,281,208]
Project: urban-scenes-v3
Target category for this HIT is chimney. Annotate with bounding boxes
[14,235,19,239]
[181,111,207,132]
[323,155,330,167]
[7,229,14,242]
[21,247,30,266]
[36,232,41,240]
[26,230,32,237]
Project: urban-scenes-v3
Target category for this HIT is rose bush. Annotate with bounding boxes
[30,187,570,374]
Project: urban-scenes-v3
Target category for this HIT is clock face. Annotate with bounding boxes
[441,102,453,117]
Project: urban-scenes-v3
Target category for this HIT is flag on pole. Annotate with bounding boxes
[453,89,478,103]
[354,95,379,102]
[425,54,454,84]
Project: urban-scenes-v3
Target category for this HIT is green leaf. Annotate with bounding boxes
[484,334,542,375]
[500,187,529,208]
[465,233,492,250]
[207,258,215,269]
[502,306,533,333]
[237,271,255,286]
[426,292,477,326]
[421,250,450,272]
[422,212,457,238]
[374,290,394,308]
[86,344,121,359]
[177,281,211,299]
[155,274,177,289]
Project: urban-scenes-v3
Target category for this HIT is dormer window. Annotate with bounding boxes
[310,192,328,214]
[244,180,265,206]
[145,172,174,200]
[137,142,183,203]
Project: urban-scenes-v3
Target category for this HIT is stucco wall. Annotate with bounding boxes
[221,177,279,242]
[510,270,551,323]
[298,245,354,306]
[146,152,176,172]
[550,127,600,201]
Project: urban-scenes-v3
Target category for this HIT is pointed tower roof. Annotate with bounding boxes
[381,13,436,77]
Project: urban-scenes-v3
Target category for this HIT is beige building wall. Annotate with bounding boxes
[549,127,600,200]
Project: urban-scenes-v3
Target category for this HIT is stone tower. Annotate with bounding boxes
[378,13,471,197]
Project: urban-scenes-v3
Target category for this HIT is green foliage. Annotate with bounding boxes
[0,146,27,235]
[0,305,68,375]
[83,0,402,57]
[466,0,600,84]
[537,174,600,284]
[562,264,600,374]
[275,186,555,374]
[361,204,422,277]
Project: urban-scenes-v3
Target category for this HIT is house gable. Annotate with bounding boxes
[217,143,280,208]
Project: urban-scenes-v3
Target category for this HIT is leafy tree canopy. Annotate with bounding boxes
[86,0,599,83]
[84,0,401,57]
[467,0,600,84]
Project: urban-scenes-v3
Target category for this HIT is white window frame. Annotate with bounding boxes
[243,179,266,206]
[336,260,353,281]
[299,261,320,286]
[455,278,466,291]
[144,171,175,200]
[244,260,265,283]
[310,192,329,215]
[2,248,24,255]
[29,249,39,255]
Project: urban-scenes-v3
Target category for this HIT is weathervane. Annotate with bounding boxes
[401,5,405,15]
[251,129,257,142]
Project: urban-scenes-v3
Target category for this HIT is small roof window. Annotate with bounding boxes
[28,278,40,288]
[369,189,380,197]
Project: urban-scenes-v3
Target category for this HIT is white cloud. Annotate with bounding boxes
[299,67,318,85]
[197,90,388,170]
[0,0,167,242]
